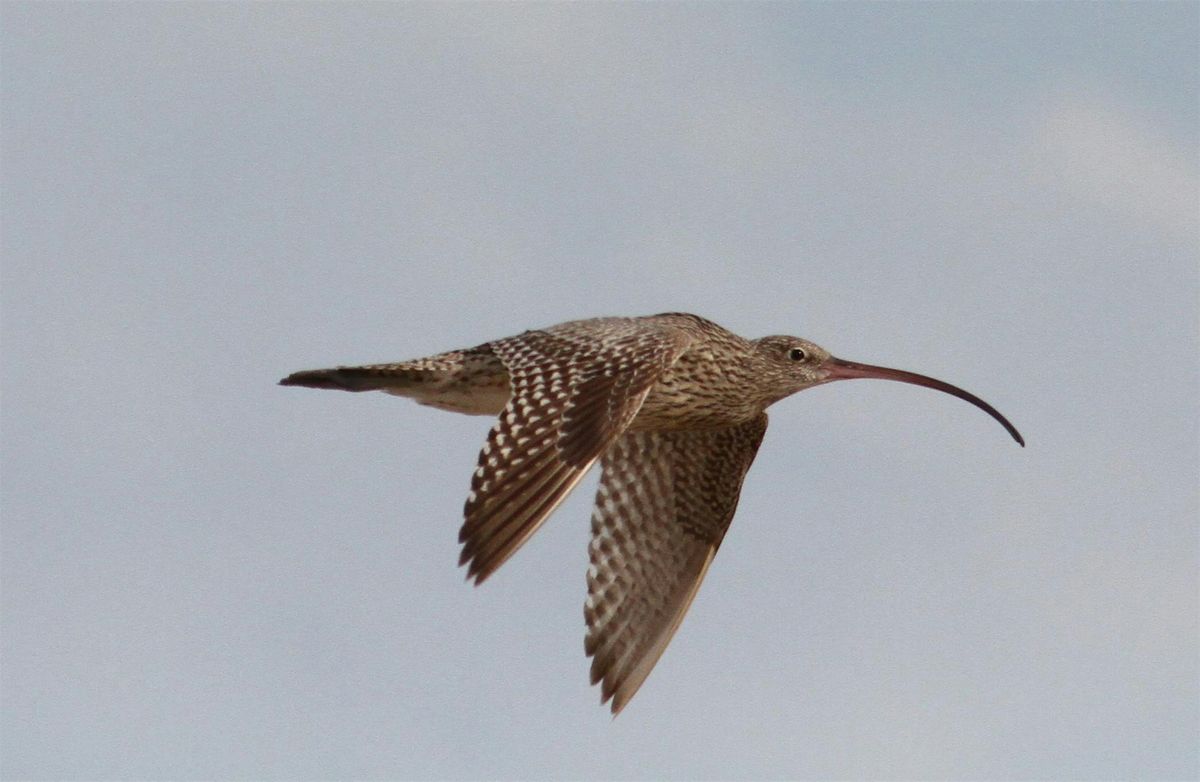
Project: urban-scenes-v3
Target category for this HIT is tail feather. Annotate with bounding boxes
[279,365,424,392]
[280,348,509,414]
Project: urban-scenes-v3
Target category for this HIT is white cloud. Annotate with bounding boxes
[1036,98,1199,240]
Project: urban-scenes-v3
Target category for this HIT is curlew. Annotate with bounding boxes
[281,312,1023,713]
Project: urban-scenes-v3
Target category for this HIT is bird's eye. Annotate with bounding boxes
[788,347,808,361]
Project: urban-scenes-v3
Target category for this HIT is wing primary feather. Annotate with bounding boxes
[467,464,597,583]
[583,415,768,714]
[460,445,561,541]
[465,463,575,573]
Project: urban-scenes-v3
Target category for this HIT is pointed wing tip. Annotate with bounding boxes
[600,681,633,717]
[596,687,621,717]
[458,541,502,585]
[458,556,490,586]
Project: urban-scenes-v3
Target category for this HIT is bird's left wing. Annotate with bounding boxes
[460,319,693,583]
[584,413,768,714]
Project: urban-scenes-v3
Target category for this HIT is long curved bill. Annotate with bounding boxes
[823,357,1024,447]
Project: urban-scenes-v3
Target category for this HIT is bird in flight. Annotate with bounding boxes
[281,312,1023,714]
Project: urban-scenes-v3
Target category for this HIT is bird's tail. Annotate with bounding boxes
[279,363,433,392]
[281,348,510,415]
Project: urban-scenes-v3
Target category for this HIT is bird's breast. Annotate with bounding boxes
[631,359,762,430]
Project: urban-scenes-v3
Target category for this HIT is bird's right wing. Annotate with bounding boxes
[459,319,693,584]
[584,413,768,714]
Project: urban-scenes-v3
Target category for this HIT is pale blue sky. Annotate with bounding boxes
[3,3,1197,779]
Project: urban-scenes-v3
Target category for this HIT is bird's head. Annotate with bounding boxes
[751,335,1024,446]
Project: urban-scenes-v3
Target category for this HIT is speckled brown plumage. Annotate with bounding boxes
[281,312,1022,714]
[584,415,767,713]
